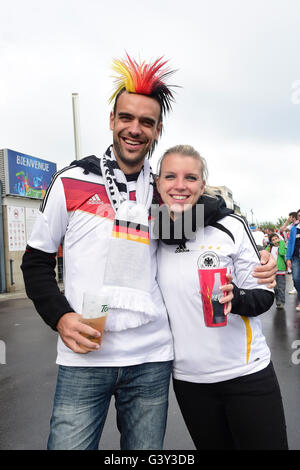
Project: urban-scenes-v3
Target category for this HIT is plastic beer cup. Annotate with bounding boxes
[198,267,228,327]
[80,293,109,348]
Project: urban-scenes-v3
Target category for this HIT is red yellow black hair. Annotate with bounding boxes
[109,53,176,116]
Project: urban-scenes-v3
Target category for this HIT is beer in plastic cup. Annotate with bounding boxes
[198,267,227,327]
[80,293,109,348]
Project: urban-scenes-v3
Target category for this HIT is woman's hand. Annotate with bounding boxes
[219,273,234,315]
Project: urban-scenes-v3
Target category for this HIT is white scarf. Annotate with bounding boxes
[100,146,158,331]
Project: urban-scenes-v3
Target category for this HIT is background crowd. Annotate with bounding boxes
[251,210,300,311]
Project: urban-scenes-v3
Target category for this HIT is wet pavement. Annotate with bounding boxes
[0,275,299,450]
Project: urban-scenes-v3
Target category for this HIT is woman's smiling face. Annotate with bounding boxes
[156,153,205,215]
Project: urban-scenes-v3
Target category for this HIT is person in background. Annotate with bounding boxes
[266,233,287,309]
[286,209,300,311]
[280,212,297,275]
[280,211,298,233]
[252,227,265,251]
[263,229,272,247]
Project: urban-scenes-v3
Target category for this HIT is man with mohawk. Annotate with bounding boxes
[21,54,276,450]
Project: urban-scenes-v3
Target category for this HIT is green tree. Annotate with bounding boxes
[276,216,287,229]
[259,221,276,231]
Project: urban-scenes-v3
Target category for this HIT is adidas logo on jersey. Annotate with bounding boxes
[175,244,190,253]
[87,194,103,205]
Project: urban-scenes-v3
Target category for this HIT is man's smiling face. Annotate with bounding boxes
[110,91,162,174]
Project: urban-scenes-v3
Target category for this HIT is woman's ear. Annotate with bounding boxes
[200,180,206,196]
[155,175,160,193]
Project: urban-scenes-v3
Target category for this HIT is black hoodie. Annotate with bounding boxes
[152,193,234,248]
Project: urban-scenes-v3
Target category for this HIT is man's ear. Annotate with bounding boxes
[155,121,163,140]
[109,111,114,131]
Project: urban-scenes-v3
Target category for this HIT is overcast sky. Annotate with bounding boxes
[1,0,300,224]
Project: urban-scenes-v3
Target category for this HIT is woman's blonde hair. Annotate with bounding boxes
[157,144,208,183]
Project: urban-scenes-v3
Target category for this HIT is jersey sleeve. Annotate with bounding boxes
[21,172,74,330]
[230,217,274,316]
[28,173,68,252]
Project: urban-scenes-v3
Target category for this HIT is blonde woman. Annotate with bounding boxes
[155,145,288,450]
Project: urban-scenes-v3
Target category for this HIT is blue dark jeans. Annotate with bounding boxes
[47,361,172,450]
[292,256,300,301]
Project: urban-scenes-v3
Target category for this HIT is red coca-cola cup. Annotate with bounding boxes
[198,267,228,327]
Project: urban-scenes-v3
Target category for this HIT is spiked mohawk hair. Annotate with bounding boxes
[109,53,176,117]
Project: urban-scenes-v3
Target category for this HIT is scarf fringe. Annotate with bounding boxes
[104,286,158,332]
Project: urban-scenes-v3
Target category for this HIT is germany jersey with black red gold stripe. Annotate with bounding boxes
[28,164,174,367]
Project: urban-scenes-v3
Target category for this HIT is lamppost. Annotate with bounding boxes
[72,93,82,161]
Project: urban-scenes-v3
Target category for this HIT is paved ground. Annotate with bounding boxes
[0,275,299,450]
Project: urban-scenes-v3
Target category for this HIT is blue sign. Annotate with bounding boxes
[6,149,57,199]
